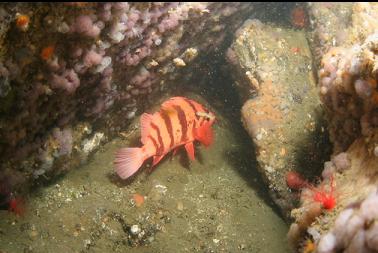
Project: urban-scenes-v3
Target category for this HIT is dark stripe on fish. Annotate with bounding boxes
[160,110,174,148]
[193,120,197,137]
[148,135,158,154]
[183,97,200,120]
[173,105,188,142]
[150,122,164,155]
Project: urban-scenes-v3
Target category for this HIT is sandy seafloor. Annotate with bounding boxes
[0,92,290,253]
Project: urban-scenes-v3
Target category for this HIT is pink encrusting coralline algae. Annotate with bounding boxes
[318,32,378,153]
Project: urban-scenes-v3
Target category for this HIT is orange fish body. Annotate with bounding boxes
[291,6,306,29]
[115,97,216,179]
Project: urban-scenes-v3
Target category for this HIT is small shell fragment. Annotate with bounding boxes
[173,58,186,67]
[246,71,260,90]
[147,59,159,68]
[183,48,198,62]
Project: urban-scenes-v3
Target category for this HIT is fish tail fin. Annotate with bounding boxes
[114,147,146,179]
[195,121,214,147]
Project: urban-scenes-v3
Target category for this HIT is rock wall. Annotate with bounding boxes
[288,3,378,252]
[226,3,378,252]
[306,2,353,67]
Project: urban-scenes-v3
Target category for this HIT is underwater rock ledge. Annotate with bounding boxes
[0,2,254,192]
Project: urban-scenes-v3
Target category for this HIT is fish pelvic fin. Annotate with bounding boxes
[114,147,146,179]
[195,121,214,147]
[184,142,195,161]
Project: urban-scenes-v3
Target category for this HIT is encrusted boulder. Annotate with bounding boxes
[226,18,330,217]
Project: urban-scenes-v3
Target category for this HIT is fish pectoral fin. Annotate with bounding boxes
[195,121,214,147]
[152,154,164,167]
[184,142,195,161]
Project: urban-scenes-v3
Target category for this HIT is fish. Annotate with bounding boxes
[291,6,306,29]
[0,181,25,216]
[114,96,216,179]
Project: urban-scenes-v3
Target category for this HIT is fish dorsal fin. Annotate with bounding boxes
[160,101,177,117]
[161,97,188,116]
[161,97,185,109]
[140,113,153,144]
[160,105,176,117]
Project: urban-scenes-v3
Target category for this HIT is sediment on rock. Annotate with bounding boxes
[306,2,353,67]
[226,18,330,218]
